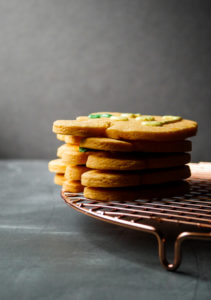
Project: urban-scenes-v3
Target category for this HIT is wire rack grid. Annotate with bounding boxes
[61,163,211,271]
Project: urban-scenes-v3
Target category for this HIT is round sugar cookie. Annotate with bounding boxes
[84,181,190,202]
[106,116,197,141]
[82,170,141,187]
[57,144,79,158]
[48,159,68,173]
[58,143,96,165]
[133,139,192,152]
[80,137,192,153]
[65,165,90,180]
[86,152,191,171]
[53,113,197,141]
[53,119,110,137]
[64,135,81,144]
[81,166,191,188]
[84,186,140,201]
[141,166,191,185]
[57,134,65,141]
[54,173,65,185]
[80,137,133,152]
[62,180,84,193]
[62,151,89,165]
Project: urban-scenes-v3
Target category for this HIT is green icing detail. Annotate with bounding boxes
[88,114,101,118]
[88,113,182,125]
[88,113,112,118]
[79,147,99,152]
[79,147,89,152]
[101,114,113,118]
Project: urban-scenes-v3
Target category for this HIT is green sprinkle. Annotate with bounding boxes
[79,147,99,152]
[88,114,101,118]
[79,147,89,152]
[88,113,113,118]
[101,114,113,118]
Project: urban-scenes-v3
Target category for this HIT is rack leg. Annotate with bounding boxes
[154,231,211,271]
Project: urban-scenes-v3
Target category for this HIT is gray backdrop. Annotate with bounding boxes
[0,0,210,161]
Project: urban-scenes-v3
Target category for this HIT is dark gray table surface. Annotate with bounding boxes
[1,160,211,300]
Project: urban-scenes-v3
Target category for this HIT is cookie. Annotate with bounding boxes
[80,137,133,152]
[57,134,65,141]
[65,165,90,180]
[81,166,191,188]
[53,119,110,137]
[80,137,192,153]
[64,135,81,144]
[54,173,65,185]
[57,144,79,158]
[57,143,96,165]
[133,139,192,152]
[48,158,68,173]
[62,180,84,193]
[84,181,190,202]
[61,150,89,165]
[84,186,140,201]
[86,152,191,171]
[57,134,81,144]
[53,113,197,141]
[106,116,197,141]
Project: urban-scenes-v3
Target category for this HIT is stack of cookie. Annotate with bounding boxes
[48,134,90,193]
[50,112,198,201]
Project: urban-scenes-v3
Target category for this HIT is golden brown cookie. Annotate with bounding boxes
[84,181,190,201]
[84,186,140,201]
[61,150,89,165]
[62,180,84,193]
[53,119,110,137]
[80,137,133,152]
[57,134,66,141]
[57,143,96,165]
[86,152,191,171]
[64,135,81,144]
[48,159,68,173]
[65,165,90,180]
[133,139,192,152]
[53,113,197,141]
[54,173,65,185]
[81,166,191,188]
[106,116,197,141]
[57,144,79,158]
[80,137,191,152]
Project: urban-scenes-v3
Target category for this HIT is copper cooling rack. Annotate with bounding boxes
[61,162,211,271]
